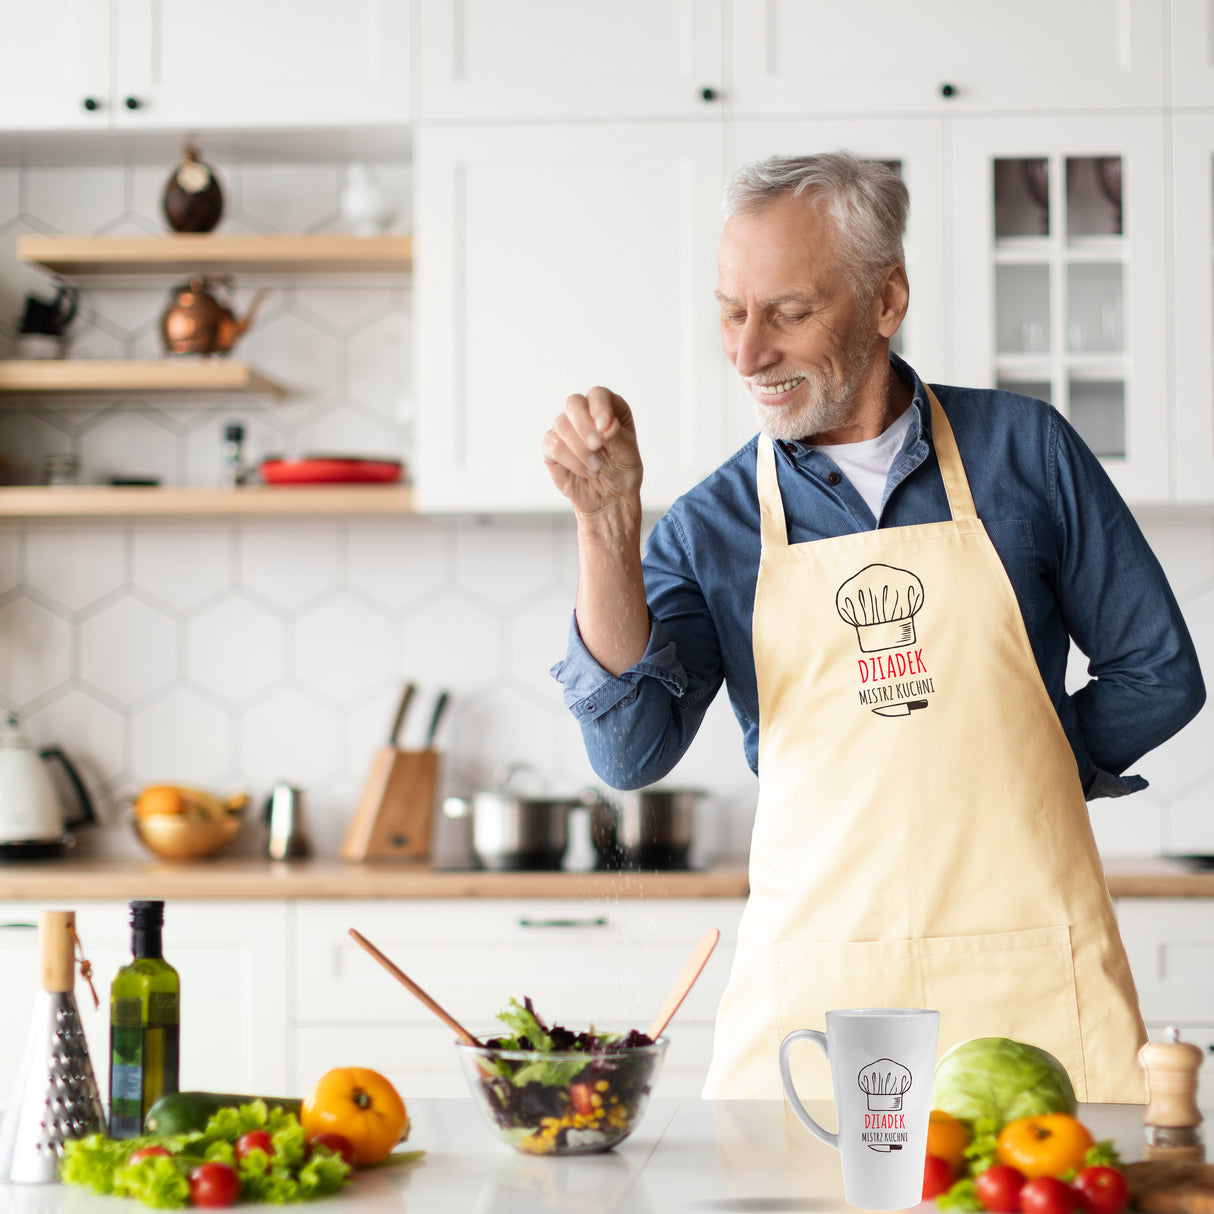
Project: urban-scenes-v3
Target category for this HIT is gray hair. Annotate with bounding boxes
[722,151,909,299]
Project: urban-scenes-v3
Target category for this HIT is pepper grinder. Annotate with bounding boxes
[1139,1027,1206,1162]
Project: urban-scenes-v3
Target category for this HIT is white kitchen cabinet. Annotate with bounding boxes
[0,0,410,133]
[291,899,744,1098]
[1169,114,1214,503]
[730,118,949,383]
[729,0,1165,116]
[417,0,723,121]
[950,114,1170,504]
[414,121,733,513]
[1170,0,1214,107]
[0,901,289,1110]
[1116,897,1214,1098]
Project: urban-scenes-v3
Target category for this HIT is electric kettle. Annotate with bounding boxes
[0,716,96,859]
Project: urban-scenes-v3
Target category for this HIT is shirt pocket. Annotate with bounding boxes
[983,518,1038,627]
[773,926,1084,1102]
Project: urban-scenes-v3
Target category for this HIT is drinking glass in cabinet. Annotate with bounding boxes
[1067,156,1123,239]
[995,158,1051,239]
[1067,263,1123,353]
[1069,379,1125,458]
[996,264,1051,354]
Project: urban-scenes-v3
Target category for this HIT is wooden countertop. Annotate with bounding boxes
[0,854,1208,900]
[0,857,752,900]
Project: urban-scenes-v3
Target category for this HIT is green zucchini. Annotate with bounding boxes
[144,1090,303,1135]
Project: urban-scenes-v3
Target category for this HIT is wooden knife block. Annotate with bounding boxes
[342,747,439,862]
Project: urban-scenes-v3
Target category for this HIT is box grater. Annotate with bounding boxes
[0,910,106,1183]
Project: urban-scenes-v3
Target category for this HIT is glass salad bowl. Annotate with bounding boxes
[456,1036,668,1155]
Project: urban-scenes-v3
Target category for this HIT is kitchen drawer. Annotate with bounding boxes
[1117,898,1214,1023]
[296,900,744,1029]
[292,1022,718,1101]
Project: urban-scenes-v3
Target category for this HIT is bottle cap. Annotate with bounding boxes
[224,423,245,442]
[129,900,165,929]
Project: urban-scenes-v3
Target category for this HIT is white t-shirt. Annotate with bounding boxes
[809,406,914,520]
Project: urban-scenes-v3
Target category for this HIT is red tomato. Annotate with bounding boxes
[307,1132,356,1168]
[128,1145,171,1165]
[976,1165,1028,1212]
[235,1130,275,1160]
[923,1154,957,1200]
[189,1161,241,1208]
[1072,1166,1130,1214]
[1021,1176,1082,1214]
[569,1083,596,1117]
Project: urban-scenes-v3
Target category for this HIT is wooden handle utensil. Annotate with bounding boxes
[348,927,481,1047]
[646,928,719,1041]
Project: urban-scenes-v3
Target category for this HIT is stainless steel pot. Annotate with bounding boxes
[443,766,596,871]
[590,787,707,871]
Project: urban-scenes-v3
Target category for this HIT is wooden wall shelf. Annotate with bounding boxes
[0,485,415,518]
[17,233,413,277]
[0,359,286,397]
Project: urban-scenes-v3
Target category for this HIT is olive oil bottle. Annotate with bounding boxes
[108,900,179,1138]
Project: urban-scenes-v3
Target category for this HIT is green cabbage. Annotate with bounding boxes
[931,1037,1077,1127]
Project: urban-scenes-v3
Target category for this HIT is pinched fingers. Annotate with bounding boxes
[543,394,604,479]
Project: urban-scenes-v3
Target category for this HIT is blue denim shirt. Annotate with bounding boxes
[552,354,1206,796]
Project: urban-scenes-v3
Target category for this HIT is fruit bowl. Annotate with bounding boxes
[132,813,241,861]
[456,1036,667,1155]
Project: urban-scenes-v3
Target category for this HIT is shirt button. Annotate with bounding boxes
[585,702,595,713]
[827,471,842,485]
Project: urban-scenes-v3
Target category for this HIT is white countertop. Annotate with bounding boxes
[0,1099,1171,1214]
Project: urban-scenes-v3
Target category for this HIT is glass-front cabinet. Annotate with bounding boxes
[950,116,1169,503]
[1170,115,1214,504]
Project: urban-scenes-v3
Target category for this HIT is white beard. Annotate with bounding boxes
[744,328,880,443]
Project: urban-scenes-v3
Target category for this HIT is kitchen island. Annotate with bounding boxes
[0,1100,1184,1214]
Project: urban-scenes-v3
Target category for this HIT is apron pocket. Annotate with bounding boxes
[920,925,1086,1100]
[772,927,1085,1102]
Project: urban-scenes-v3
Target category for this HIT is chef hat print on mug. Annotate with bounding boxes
[836,564,925,653]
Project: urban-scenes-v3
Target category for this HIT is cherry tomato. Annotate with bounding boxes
[976,1164,1028,1212]
[1020,1176,1082,1214]
[569,1083,596,1117]
[235,1129,275,1160]
[1072,1166,1130,1214]
[307,1132,356,1168]
[923,1154,957,1200]
[188,1161,241,1208]
[128,1145,171,1165]
[997,1115,1095,1180]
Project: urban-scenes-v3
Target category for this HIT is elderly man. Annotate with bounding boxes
[542,152,1204,1100]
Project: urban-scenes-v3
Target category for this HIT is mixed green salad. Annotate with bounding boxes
[466,997,663,1155]
[61,1101,350,1208]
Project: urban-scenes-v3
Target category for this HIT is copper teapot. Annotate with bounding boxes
[160,277,266,356]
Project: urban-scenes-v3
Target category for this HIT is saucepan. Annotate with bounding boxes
[590,787,709,871]
[442,764,601,871]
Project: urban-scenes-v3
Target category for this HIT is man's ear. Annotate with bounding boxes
[874,264,910,339]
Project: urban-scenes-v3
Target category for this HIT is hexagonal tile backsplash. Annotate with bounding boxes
[0,159,1210,864]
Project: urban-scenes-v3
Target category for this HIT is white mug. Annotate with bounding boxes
[779,1008,940,1210]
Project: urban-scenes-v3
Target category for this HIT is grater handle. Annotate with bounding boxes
[40,910,77,993]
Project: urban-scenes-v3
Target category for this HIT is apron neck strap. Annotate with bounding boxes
[756,384,978,547]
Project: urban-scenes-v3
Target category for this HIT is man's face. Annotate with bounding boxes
[716,192,882,443]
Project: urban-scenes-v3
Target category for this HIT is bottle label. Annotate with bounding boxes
[148,991,178,1025]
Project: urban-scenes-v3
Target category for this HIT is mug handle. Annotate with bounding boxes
[778,1028,838,1150]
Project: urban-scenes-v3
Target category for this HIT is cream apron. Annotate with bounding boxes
[702,389,1146,1102]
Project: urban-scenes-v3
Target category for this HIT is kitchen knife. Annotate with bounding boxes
[424,690,450,749]
[389,683,416,747]
[867,1143,903,1151]
[871,699,928,718]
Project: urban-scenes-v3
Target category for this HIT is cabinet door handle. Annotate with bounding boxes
[0,922,36,929]
[82,96,100,112]
[700,86,719,103]
[939,82,957,98]
[124,96,142,110]
[517,916,608,929]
